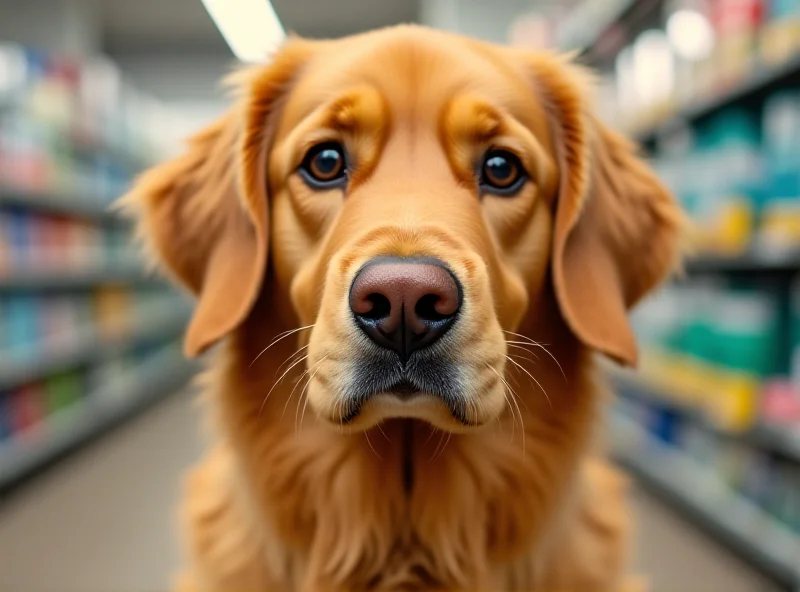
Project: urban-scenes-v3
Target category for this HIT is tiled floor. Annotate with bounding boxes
[0,389,778,591]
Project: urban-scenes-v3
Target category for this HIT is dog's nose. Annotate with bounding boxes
[349,257,462,361]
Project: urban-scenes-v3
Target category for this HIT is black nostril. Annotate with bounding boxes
[415,294,450,322]
[361,293,391,321]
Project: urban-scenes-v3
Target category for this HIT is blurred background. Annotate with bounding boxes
[0,0,799,590]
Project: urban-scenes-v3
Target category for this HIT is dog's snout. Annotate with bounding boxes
[349,257,462,361]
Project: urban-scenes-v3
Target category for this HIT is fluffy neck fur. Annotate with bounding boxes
[200,284,600,591]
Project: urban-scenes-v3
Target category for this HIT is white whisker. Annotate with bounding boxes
[506,342,540,360]
[290,355,328,425]
[429,430,447,462]
[259,354,308,416]
[487,363,525,455]
[506,355,551,410]
[423,427,439,446]
[488,365,516,440]
[250,324,315,367]
[503,331,566,381]
[275,343,310,376]
[364,430,382,460]
[376,423,391,442]
[431,432,452,463]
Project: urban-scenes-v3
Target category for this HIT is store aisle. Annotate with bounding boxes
[0,390,203,592]
[0,390,777,592]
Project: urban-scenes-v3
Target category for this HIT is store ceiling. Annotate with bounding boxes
[93,0,568,106]
[102,0,420,55]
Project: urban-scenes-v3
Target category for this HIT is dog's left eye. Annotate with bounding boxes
[479,149,526,196]
[299,142,348,188]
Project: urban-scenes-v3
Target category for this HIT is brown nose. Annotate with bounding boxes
[349,257,462,362]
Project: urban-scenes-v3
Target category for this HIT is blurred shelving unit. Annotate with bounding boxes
[611,370,800,463]
[0,262,161,290]
[556,0,800,585]
[684,249,800,275]
[0,303,191,390]
[0,345,196,487]
[0,46,194,492]
[611,411,800,590]
[634,51,800,147]
[0,184,122,221]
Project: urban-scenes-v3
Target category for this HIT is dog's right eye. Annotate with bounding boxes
[298,142,348,189]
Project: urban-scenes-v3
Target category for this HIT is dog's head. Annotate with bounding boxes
[125,26,680,433]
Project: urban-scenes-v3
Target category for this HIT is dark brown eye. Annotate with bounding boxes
[299,142,347,188]
[480,149,526,195]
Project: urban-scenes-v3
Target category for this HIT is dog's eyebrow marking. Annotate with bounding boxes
[321,85,387,133]
[439,96,507,186]
[469,104,503,142]
[309,85,388,186]
[330,97,359,129]
[443,96,504,144]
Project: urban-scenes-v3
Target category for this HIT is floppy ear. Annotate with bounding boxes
[529,55,683,366]
[120,41,313,357]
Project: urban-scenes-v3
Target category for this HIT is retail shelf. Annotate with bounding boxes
[0,261,163,290]
[685,250,800,275]
[750,423,800,463]
[0,185,124,221]
[612,370,800,463]
[0,98,153,173]
[556,0,639,52]
[635,51,800,146]
[611,412,800,590]
[73,138,152,173]
[0,348,196,489]
[0,305,191,389]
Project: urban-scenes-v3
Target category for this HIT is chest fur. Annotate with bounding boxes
[238,419,582,590]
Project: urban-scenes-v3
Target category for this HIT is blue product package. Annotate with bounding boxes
[770,0,800,17]
[5,208,30,269]
[6,295,37,359]
[652,407,683,446]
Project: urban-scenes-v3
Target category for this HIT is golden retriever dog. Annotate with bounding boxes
[124,25,680,591]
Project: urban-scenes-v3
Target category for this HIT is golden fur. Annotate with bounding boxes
[123,25,681,591]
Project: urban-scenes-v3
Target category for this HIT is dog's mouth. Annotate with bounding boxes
[385,379,420,399]
[339,364,472,427]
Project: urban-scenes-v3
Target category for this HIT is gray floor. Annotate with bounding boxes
[0,389,777,592]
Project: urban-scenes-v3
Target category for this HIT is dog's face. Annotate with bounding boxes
[268,32,561,431]
[126,27,680,433]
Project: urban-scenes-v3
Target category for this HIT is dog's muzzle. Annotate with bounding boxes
[342,256,468,423]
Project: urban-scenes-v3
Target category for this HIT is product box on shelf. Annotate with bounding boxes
[764,276,800,425]
[0,207,145,275]
[711,0,766,86]
[3,294,38,360]
[651,108,766,255]
[9,384,46,436]
[760,0,800,64]
[44,371,84,415]
[759,91,800,252]
[632,279,788,432]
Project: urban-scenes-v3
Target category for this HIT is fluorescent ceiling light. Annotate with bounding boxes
[201,0,285,63]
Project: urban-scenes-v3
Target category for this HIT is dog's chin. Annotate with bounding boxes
[343,393,481,433]
[307,379,492,434]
